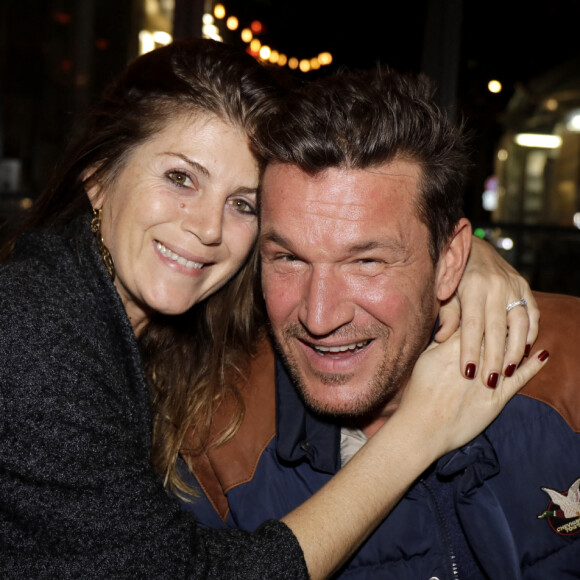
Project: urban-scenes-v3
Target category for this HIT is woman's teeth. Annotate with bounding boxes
[156,242,204,269]
[313,340,370,355]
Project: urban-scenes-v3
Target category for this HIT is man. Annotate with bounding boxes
[181,68,580,578]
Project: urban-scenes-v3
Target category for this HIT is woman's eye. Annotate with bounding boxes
[167,171,192,187]
[229,198,256,215]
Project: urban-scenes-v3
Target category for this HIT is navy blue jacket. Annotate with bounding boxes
[180,293,580,579]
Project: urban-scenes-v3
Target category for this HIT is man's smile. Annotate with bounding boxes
[309,340,372,358]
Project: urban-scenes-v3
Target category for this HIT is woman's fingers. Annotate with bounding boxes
[434,294,461,343]
[498,347,549,401]
[405,333,550,456]
[452,236,539,385]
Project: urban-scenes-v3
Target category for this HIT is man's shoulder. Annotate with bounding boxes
[181,337,277,521]
[518,291,580,432]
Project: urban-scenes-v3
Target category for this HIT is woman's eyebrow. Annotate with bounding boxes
[161,152,210,178]
[161,153,258,195]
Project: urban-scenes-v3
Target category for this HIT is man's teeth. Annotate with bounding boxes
[156,242,204,269]
[313,341,369,354]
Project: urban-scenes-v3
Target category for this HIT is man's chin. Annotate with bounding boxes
[296,379,383,419]
[274,337,397,418]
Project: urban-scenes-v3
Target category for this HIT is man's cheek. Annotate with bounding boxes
[350,279,407,322]
[263,280,297,324]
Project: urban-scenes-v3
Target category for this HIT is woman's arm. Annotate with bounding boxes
[436,235,539,385]
[282,333,548,580]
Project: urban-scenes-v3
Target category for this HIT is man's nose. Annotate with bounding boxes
[298,266,355,336]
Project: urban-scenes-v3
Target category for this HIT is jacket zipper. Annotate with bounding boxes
[422,478,460,579]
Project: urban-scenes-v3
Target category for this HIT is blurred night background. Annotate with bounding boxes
[2,0,580,295]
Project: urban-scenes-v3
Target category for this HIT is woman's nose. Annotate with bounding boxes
[181,196,223,245]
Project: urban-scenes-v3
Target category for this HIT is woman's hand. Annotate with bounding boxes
[435,235,539,387]
[397,331,548,459]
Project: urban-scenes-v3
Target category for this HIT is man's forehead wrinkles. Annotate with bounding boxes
[302,197,368,217]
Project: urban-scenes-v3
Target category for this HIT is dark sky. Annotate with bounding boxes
[224,0,580,98]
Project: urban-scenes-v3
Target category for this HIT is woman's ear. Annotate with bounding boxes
[434,218,472,302]
[83,167,104,210]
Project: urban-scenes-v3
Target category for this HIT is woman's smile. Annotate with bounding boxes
[154,240,207,271]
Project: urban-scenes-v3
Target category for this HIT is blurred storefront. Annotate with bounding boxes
[0,0,200,237]
[473,56,580,296]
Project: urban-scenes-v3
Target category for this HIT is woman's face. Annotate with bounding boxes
[89,113,260,333]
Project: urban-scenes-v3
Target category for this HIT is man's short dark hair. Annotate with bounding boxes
[258,67,470,262]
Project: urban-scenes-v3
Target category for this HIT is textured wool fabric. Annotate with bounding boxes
[0,215,308,579]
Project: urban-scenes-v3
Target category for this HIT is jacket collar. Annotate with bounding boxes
[275,358,342,474]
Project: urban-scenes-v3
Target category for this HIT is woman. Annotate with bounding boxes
[0,39,545,579]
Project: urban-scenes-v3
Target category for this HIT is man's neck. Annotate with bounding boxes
[356,388,405,438]
[355,323,438,438]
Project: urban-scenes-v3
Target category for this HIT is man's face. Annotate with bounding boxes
[260,159,448,419]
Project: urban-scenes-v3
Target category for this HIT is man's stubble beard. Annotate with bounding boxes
[270,287,438,420]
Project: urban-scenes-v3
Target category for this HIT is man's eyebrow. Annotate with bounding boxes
[348,240,406,253]
[259,230,291,248]
[162,152,210,178]
[260,234,405,255]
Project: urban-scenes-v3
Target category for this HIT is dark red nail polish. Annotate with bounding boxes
[505,363,516,377]
[487,372,499,388]
[524,344,531,357]
[538,350,549,362]
[465,363,476,379]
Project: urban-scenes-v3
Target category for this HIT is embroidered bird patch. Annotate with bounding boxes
[538,477,580,536]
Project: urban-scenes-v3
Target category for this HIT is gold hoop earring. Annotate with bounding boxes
[91,208,115,280]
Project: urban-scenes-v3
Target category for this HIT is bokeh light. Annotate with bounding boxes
[250,20,263,34]
[206,4,333,74]
[318,52,333,65]
[259,45,271,60]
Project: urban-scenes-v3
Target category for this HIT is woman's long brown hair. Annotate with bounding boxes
[1,38,282,496]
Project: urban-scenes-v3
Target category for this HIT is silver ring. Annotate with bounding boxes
[506,298,528,313]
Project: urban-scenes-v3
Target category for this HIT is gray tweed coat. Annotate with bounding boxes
[0,215,307,579]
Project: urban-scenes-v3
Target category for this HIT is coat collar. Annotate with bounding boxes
[275,358,341,474]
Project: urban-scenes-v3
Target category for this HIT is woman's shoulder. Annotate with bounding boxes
[0,219,127,359]
[0,245,78,325]
[0,220,143,411]
[0,217,109,310]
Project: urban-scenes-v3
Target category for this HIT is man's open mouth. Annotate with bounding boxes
[311,340,371,357]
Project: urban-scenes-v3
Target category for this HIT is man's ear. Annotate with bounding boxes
[435,218,472,302]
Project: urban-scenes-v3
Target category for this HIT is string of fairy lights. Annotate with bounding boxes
[202,3,333,73]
